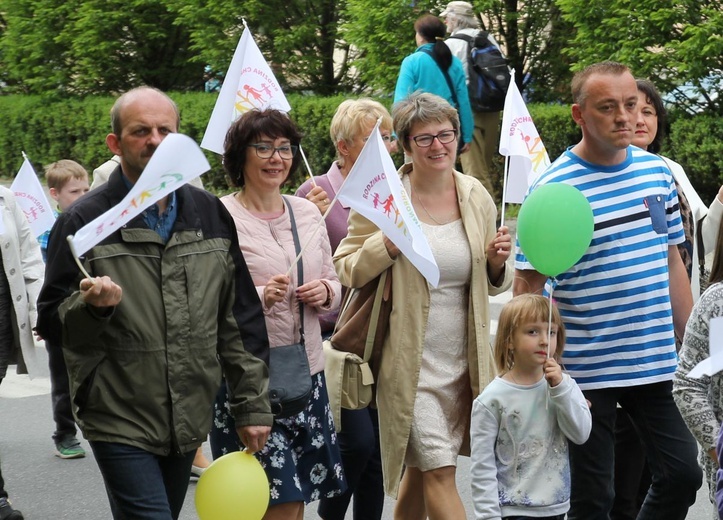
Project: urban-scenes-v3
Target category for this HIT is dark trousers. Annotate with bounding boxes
[612,408,651,520]
[46,342,76,441]
[568,381,701,520]
[90,441,195,520]
[318,407,384,520]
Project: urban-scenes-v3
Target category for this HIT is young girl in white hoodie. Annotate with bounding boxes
[470,294,591,519]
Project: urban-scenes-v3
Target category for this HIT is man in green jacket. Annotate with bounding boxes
[37,87,272,520]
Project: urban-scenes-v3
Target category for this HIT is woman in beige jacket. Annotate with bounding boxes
[334,92,513,520]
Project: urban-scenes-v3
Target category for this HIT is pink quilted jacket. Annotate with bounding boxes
[221,194,341,375]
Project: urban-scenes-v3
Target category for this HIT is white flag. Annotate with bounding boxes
[499,74,550,204]
[70,134,210,256]
[201,22,292,155]
[337,123,440,287]
[10,157,56,237]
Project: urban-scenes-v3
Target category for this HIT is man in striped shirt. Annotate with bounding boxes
[513,61,701,520]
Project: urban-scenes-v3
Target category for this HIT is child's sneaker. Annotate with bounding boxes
[0,497,24,520]
[54,434,86,459]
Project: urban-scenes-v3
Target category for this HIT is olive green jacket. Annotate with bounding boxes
[334,167,512,497]
[37,169,272,456]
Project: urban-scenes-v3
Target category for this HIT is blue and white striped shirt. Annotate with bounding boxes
[515,146,684,390]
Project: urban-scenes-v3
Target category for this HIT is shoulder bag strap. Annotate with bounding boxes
[419,47,459,109]
[283,196,304,345]
[362,269,389,362]
[331,268,389,363]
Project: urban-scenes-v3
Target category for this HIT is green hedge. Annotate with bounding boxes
[0,93,719,204]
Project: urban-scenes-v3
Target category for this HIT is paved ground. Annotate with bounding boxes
[0,288,714,519]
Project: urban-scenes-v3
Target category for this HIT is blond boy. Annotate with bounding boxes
[41,159,89,460]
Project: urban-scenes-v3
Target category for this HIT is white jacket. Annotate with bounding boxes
[0,186,45,377]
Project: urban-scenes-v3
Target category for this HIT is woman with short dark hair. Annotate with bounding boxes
[211,109,345,520]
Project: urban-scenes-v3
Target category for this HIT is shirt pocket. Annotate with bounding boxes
[644,194,667,234]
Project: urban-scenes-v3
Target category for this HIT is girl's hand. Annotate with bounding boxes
[264,274,290,308]
[297,280,330,308]
[544,357,563,388]
[305,185,332,215]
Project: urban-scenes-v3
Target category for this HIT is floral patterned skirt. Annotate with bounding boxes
[211,372,346,505]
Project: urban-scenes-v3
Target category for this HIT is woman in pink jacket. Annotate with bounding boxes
[210,109,345,520]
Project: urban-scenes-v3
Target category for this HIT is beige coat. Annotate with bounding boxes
[334,167,513,497]
[0,186,44,377]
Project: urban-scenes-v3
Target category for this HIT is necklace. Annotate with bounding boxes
[235,190,248,209]
[414,191,455,225]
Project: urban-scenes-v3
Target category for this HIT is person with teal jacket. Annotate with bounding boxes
[394,14,474,151]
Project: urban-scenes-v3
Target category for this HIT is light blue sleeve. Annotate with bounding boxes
[394,56,416,104]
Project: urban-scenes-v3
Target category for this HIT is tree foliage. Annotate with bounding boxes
[556,0,723,114]
[0,0,203,95]
[341,0,437,94]
[166,0,354,95]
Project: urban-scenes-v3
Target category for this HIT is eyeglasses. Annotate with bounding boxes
[248,143,298,160]
[408,129,457,148]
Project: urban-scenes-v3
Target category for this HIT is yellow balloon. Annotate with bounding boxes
[195,451,270,520]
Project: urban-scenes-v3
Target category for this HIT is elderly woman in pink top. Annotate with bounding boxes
[210,109,345,520]
[296,98,395,520]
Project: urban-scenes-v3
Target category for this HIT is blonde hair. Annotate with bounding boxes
[44,160,89,190]
[330,98,393,165]
[493,294,566,373]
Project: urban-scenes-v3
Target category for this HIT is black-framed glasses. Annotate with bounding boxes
[408,129,457,148]
[248,143,298,160]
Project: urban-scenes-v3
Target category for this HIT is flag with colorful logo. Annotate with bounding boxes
[499,70,550,204]
[70,134,210,256]
[201,21,291,155]
[336,121,440,287]
[10,155,56,237]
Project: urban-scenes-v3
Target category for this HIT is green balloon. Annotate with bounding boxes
[517,183,594,277]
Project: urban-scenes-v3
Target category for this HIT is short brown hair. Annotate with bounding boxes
[44,160,89,191]
[392,92,460,154]
[493,294,566,373]
[222,109,303,188]
[571,61,631,106]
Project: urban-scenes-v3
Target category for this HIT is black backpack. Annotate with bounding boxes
[450,31,510,112]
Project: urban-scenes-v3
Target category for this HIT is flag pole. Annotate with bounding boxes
[501,155,510,229]
[299,145,317,187]
[66,235,95,283]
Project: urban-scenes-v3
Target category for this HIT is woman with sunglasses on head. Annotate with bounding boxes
[334,92,512,520]
[209,109,345,520]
